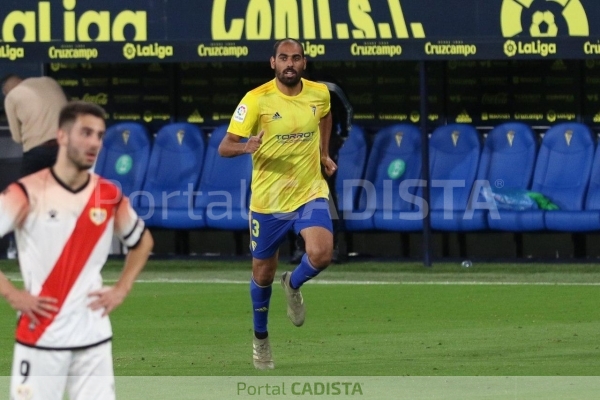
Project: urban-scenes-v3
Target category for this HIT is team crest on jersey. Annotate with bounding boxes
[89,208,107,226]
[234,104,248,123]
[310,105,317,116]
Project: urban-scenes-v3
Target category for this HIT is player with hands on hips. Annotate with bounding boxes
[0,100,153,400]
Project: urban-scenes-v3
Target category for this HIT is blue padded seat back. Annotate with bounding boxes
[429,124,481,210]
[94,122,151,197]
[140,123,206,209]
[477,122,537,189]
[532,123,594,211]
[364,124,422,212]
[586,143,600,210]
[335,125,369,212]
[196,125,251,212]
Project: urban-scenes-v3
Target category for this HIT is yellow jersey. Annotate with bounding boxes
[228,78,331,213]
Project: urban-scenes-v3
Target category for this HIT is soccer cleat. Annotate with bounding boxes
[281,271,305,327]
[253,337,274,370]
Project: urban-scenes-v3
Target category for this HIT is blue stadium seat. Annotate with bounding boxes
[533,124,595,208]
[94,122,151,198]
[137,123,206,229]
[334,125,371,231]
[370,124,424,232]
[429,124,486,231]
[194,125,252,230]
[477,123,538,227]
[490,123,595,231]
[545,126,598,231]
[478,122,538,190]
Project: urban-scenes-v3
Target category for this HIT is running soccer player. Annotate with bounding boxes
[218,38,337,370]
[0,101,153,399]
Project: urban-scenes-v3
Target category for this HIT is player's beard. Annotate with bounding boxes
[276,67,302,87]
[66,142,95,171]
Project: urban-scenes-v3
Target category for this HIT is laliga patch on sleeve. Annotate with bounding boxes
[234,104,248,123]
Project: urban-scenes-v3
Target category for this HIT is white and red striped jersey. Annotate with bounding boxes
[0,169,144,349]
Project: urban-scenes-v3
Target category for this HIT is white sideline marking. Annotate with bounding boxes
[6,276,600,286]
[121,279,600,286]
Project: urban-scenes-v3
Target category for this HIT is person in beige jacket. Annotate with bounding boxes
[2,75,68,177]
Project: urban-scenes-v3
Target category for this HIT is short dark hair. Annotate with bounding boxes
[272,38,304,58]
[0,74,21,90]
[59,101,106,129]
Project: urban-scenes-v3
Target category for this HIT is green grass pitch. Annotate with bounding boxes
[1,259,600,377]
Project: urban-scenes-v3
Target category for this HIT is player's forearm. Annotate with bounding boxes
[218,139,248,157]
[0,271,18,300]
[115,230,153,294]
[319,111,333,157]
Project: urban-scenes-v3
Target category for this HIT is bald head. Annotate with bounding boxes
[273,38,304,58]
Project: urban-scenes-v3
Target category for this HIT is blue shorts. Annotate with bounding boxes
[250,198,333,259]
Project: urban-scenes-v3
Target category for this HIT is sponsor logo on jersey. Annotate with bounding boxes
[234,104,248,123]
[275,132,315,144]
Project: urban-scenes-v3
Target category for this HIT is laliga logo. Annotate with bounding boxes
[123,42,173,60]
[503,38,556,57]
[123,43,136,59]
[504,40,517,57]
[500,0,589,37]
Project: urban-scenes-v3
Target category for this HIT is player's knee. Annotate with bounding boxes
[253,275,274,286]
[306,246,332,269]
[252,260,277,285]
[252,270,275,286]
